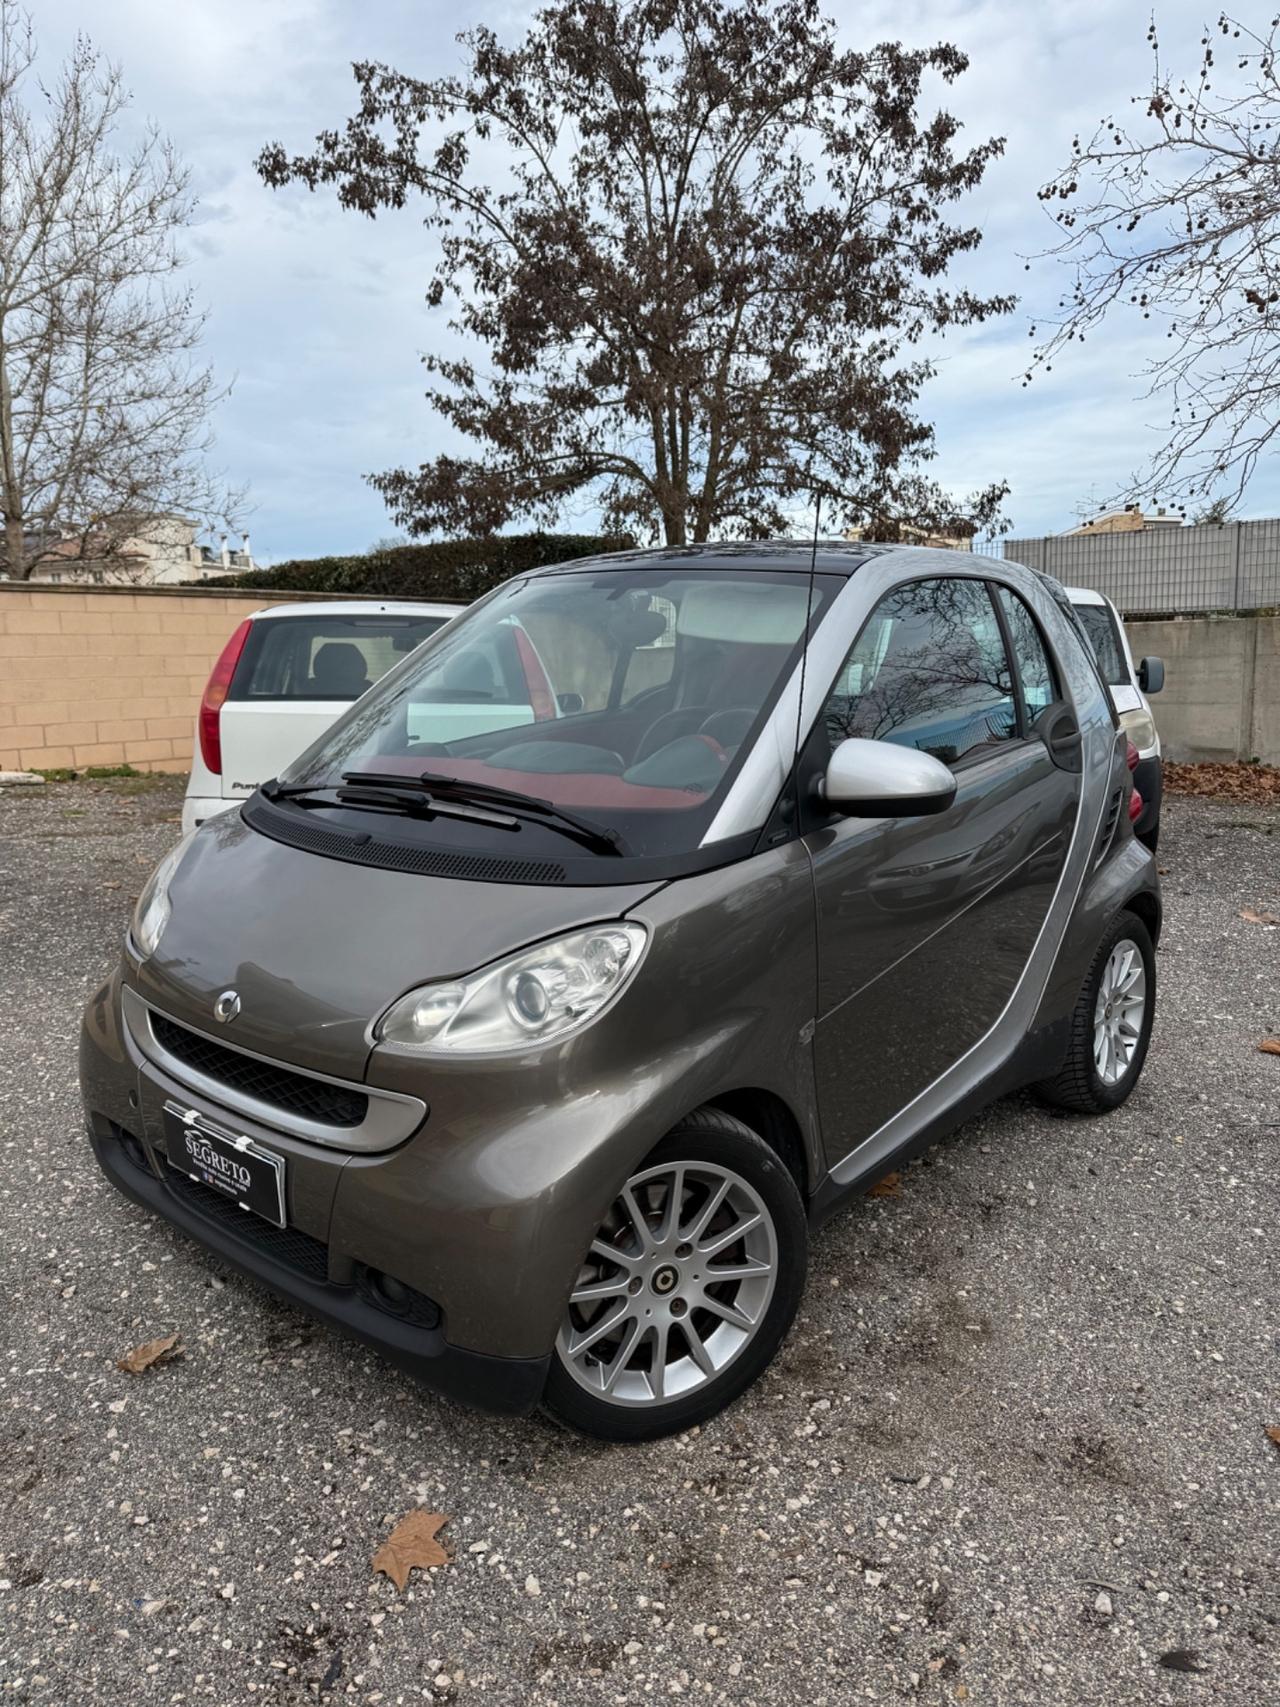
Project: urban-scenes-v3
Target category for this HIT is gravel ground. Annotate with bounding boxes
[1,776,1278,1706]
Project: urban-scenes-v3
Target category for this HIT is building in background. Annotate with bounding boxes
[1004,513,1279,616]
[12,517,255,586]
[845,523,973,551]
[1068,505,1184,537]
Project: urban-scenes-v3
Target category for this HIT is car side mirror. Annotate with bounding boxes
[821,737,957,818]
[1137,656,1164,695]
[557,692,585,714]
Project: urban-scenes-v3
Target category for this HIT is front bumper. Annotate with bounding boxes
[88,1118,549,1413]
[79,971,555,1414]
[1133,754,1163,839]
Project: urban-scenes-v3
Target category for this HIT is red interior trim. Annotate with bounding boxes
[348,754,707,811]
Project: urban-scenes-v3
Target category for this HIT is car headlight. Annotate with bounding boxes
[131,833,195,959]
[376,922,649,1055]
[1119,706,1158,753]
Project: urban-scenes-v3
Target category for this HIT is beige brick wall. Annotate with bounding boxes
[0,585,320,774]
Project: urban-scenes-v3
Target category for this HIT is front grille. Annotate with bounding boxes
[163,1165,329,1281]
[151,1013,368,1128]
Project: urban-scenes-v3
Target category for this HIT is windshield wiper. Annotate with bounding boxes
[260,777,520,832]
[340,770,630,857]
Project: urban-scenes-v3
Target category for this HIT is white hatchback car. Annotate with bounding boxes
[183,601,459,834]
[1066,586,1165,850]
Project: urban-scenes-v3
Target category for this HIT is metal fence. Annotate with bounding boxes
[997,519,1280,616]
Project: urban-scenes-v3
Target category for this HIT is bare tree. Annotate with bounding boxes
[258,0,1012,547]
[0,4,242,581]
[1030,11,1280,509]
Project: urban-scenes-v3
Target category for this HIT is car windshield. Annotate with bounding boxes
[282,567,834,859]
[1071,601,1127,687]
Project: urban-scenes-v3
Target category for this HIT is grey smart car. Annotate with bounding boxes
[80,543,1160,1440]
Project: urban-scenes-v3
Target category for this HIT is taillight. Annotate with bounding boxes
[1125,740,1142,820]
[198,619,252,776]
[512,623,556,722]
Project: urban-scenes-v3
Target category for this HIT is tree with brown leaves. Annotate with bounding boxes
[1030,11,1280,510]
[258,0,1013,547]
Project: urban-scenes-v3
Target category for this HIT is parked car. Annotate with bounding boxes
[1066,586,1165,851]
[182,600,460,834]
[82,543,1160,1440]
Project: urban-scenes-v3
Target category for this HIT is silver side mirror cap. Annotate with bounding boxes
[1137,656,1164,695]
[821,737,957,818]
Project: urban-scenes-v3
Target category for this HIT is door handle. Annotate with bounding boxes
[1036,706,1083,772]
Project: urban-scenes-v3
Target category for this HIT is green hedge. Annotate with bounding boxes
[197,534,633,601]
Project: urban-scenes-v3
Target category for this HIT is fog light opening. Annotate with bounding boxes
[115,1124,150,1174]
[368,1269,412,1314]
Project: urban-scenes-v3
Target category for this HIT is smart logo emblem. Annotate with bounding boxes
[213,989,241,1024]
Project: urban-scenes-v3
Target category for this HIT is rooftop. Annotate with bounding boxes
[532,539,925,578]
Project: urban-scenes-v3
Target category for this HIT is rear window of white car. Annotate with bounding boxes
[1071,602,1127,687]
[228,613,450,702]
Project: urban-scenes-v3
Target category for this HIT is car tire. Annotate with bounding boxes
[1138,819,1160,853]
[542,1110,807,1442]
[1034,909,1156,1114]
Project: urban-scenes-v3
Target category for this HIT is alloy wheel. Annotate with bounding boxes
[556,1160,778,1407]
[1093,937,1147,1086]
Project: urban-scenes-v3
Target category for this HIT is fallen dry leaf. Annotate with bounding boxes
[1164,759,1280,804]
[1158,1649,1204,1674]
[1240,906,1280,927]
[117,1332,182,1375]
[1258,1039,1280,1057]
[1265,1425,1280,1452]
[372,1511,450,1591]
[866,1171,901,1199]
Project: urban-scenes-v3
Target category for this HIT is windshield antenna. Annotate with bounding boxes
[791,491,821,767]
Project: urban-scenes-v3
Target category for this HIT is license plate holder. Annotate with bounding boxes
[162,1101,287,1228]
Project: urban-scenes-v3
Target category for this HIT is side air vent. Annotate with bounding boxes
[244,794,567,885]
[1096,786,1123,864]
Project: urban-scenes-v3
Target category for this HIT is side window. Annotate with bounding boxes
[823,578,1016,768]
[994,586,1058,723]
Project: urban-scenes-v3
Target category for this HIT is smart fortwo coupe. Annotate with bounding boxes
[80,543,1159,1440]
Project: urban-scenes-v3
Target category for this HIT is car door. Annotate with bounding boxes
[804,573,1081,1165]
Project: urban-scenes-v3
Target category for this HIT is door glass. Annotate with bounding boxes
[823,578,1016,767]
[994,586,1058,722]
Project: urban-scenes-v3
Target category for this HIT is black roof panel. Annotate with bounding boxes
[530,539,900,579]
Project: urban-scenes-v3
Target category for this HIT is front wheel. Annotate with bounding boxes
[542,1110,807,1441]
[1035,909,1156,1113]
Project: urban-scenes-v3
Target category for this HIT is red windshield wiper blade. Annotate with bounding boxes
[340,770,630,857]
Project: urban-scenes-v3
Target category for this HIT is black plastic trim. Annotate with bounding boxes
[1133,755,1163,837]
[243,788,760,888]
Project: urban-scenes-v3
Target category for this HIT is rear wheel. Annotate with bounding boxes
[1035,909,1155,1113]
[543,1111,807,1441]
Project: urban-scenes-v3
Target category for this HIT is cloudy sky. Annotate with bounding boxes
[34,0,1280,561]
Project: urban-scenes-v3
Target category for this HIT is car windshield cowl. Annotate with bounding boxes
[277,566,840,862]
[338,771,631,856]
